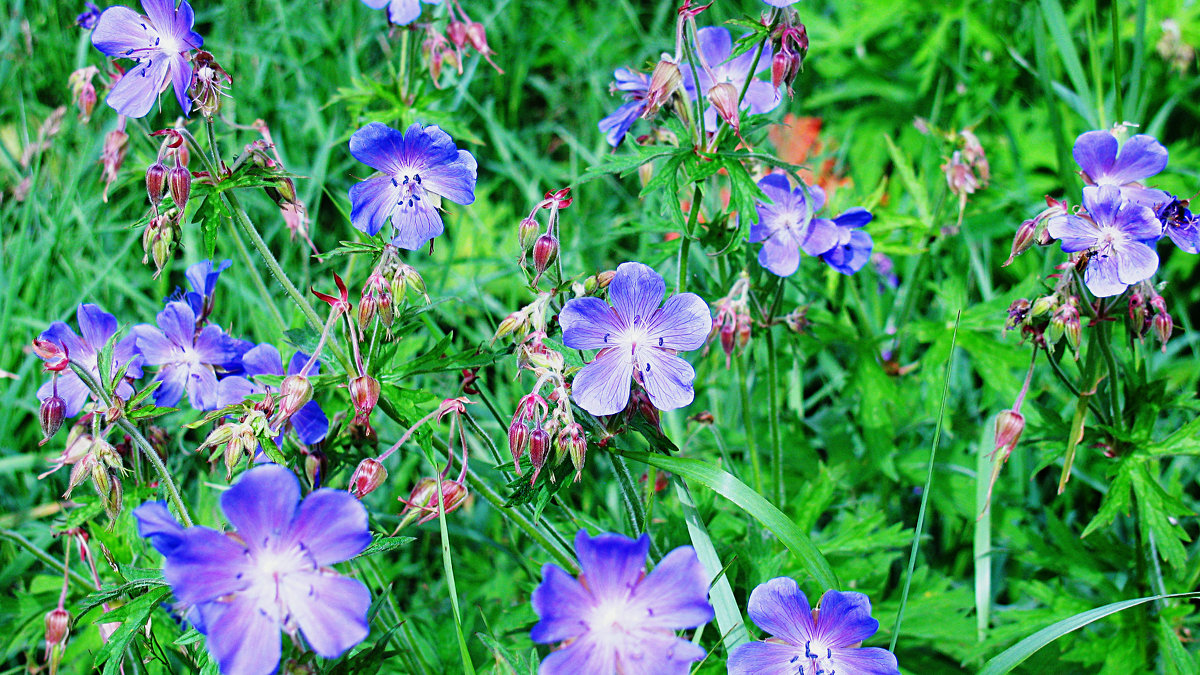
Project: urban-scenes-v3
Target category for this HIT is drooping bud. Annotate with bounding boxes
[562,423,586,482]
[100,128,129,202]
[1060,304,1081,352]
[1153,311,1173,351]
[508,421,529,473]
[493,311,528,342]
[145,161,168,211]
[706,82,741,132]
[266,176,298,207]
[68,66,99,122]
[1003,217,1038,267]
[358,292,377,332]
[532,234,559,280]
[276,374,313,424]
[39,394,66,445]
[43,607,70,663]
[446,21,468,48]
[528,426,550,483]
[377,290,394,327]
[518,216,540,250]
[168,164,191,213]
[1128,292,1147,331]
[304,449,327,489]
[349,375,381,426]
[643,58,682,118]
[465,22,503,73]
[595,270,616,289]
[1030,295,1056,318]
[736,313,751,350]
[719,321,736,366]
[349,458,388,498]
[771,50,802,96]
[993,410,1025,457]
[150,221,176,279]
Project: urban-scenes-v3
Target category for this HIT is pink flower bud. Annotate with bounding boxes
[358,291,377,332]
[145,161,168,209]
[532,234,558,279]
[168,164,191,213]
[349,457,388,498]
[349,375,381,426]
[446,21,468,48]
[39,395,66,446]
[1153,312,1173,352]
[1003,217,1038,267]
[276,374,313,424]
[33,338,69,371]
[528,427,550,484]
[508,421,528,473]
[993,410,1025,457]
[706,82,741,131]
[643,59,682,118]
[43,607,70,659]
[562,423,586,482]
[100,129,129,202]
[1128,293,1147,329]
[518,216,540,250]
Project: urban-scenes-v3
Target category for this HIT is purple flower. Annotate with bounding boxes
[1046,186,1162,297]
[681,27,780,131]
[181,258,232,318]
[750,174,839,276]
[819,208,875,275]
[728,578,899,675]
[348,122,478,250]
[762,0,800,5]
[134,301,250,410]
[134,464,372,675]
[530,530,713,674]
[361,0,439,25]
[77,1,102,29]
[1073,130,1171,211]
[598,68,651,148]
[1156,195,1200,254]
[90,0,204,118]
[219,344,328,446]
[36,304,144,417]
[872,253,900,291]
[560,262,710,416]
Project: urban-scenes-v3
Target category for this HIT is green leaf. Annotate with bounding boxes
[577,145,689,184]
[126,379,163,409]
[128,404,178,422]
[357,535,417,557]
[979,593,1200,675]
[613,449,837,590]
[90,585,173,675]
[1080,459,1134,538]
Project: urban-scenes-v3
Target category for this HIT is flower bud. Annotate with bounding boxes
[643,58,682,118]
[518,216,540,250]
[151,223,175,278]
[168,164,191,213]
[528,426,550,483]
[508,421,528,473]
[304,449,327,488]
[145,162,168,210]
[39,395,66,446]
[993,410,1025,457]
[719,321,736,365]
[1153,311,1173,352]
[707,82,741,131]
[1004,298,1031,331]
[595,270,615,289]
[771,50,802,95]
[532,234,559,279]
[100,129,129,202]
[266,176,298,207]
[277,374,313,424]
[43,607,70,662]
[1003,217,1038,267]
[349,458,388,498]
[736,313,751,350]
[190,51,232,118]
[494,311,527,342]
[1128,293,1147,330]
[1030,295,1056,318]
[349,375,381,426]
[447,20,468,48]
[358,292,377,332]
[562,423,586,482]
[377,291,395,327]
[1060,305,1081,352]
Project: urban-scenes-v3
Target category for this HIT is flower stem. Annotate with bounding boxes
[764,315,784,507]
[433,478,477,675]
[0,529,93,589]
[225,216,287,330]
[677,185,703,294]
[736,352,764,494]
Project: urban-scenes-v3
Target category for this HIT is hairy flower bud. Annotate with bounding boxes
[508,421,529,473]
[993,410,1025,458]
[43,607,70,664]
[358,292,377,333]
[707,82,741,131]
[562,423,586,482]
[100,129,129,202]
[1004,298,1031,331]
[528,426,550,483]
[532,234,559,279]
[168,165,191,213]
[276,374,313,425]
[1003,217,1038,267]
[518,216,540,250]
[1030,295,1056,318]
[446,21,468,48]
[349,458,388,498]
[1128,293,1147,331]
[349,375,381,426]
[39,395,66,446]
[1153,311,1173,352]
[643,58,682,118]
[145,161,168,210]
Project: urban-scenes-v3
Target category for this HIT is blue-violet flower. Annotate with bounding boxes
[219,344,328,445]
[348,122,478,250]
[134,301,249,410]
[1045,185,1162,297]
[560,262,710,416]
[1073,129,1171,211]
[728,577,900,675]
[361,0,439,25]
[750,173,839,276]
[819,208,875,275]
[530,530,714,675]
[134,464,372,675]
[36,304,144,417]
[682,27,780,132]
[183,258,232,319]
[598,68,651,148]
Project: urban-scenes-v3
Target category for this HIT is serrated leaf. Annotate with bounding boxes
[126,379,163,409]
[283,326,321,355]
[128,404,178,421]
[578,145,689,184]
[91,585,173,675]
[1080,459,1134,539]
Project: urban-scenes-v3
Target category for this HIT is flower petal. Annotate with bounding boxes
[193,326,248,370]
[91,6,157,56]
[133,501,186,556]
[283,572,372,658]
[349,175,399,237]
[802,217,841,257]
[812,590,880,648]
[614,630,706,675]
[758,235,802,276]
[198,595,283,675]
[1072,130,1117,181]
[185,364,220,411]
[747,577,816,647]
[76,304,117,352]
[105,56,171,119]
[695,27,732,72]
[349,122,409,174]
[599,100,643,148]
[742,80,782,116]
[288,489,371,565]
[160,527,253,604]
[830,646,900,674]
[1084,252,1128,297]
[389,191,445,250]
[571,348,634,416]
[1082,185,1125,228]
[574,530,649,600]
[386,0,422,25]
[637,348,696,412]
[561,297,625,351]
[414,129,476,204]
[133,324,177,365]
[823,229,874,275]
[727,641,806,675]
[1114,240,1159,285]
[157,302,197,346]
[609,262,665,326]
[531,564,594,643]
[628,545,713,630]
[539,638,615,675]
[1106,134,1168,185]
[217,376,258,408]
[220,464,301,553]
[151,364,189,408]
[169,53,192,115]
[291,400,329,445]
[242,343,284,378]
[114,333,144,379]
[1116,201,1163,242]
[645,293,710,351]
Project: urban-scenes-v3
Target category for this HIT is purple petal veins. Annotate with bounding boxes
[36,303,144,417]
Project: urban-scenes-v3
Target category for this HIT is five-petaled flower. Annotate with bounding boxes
[361,0,440,25]
[36,304,144,417]
[1073,129,1171,211]
[219,343,329,446]
[728,577,900,675]
[681,27,780,132]
[598,68,651,148]
[134,300,250,410]
[1046,185,1162,297]
[750,173,839,277]
[530,530,714,675]
[90,0,204,118]
[819,208,875,275]
[560,262,710,416]
[348,122,478,251]
[134,464,373,675]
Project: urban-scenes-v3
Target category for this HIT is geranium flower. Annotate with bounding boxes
[750,173,839,276]
[348,122,478,250]
[219,344,328,445]
[598,68,651,148]
[681,27,780,131]
[1073,129,1171,210]
[560,262,710,416]
[134,301,249,410]
[361,0,439,25]
[530,530,714,674]
[90,0,204,118]
[819,208,875,275]
[36,304,144,417]
[183,258,232,318]
[134,464,372,675]
[728,577,899,675]
[1046,185,1162,297]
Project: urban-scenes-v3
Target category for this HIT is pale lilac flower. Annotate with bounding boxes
[36,304,144,417]
[348,122,478,250]
[135,464,372,675]
[681,27,780,131]
[361,0,439,25]
[1073,129,1171,211]
[819,208,874,275]
[219,344,328,445]
[1156,195,1200,254]
[77,1,102,29]
[750,173,839,277]
[90,0,204,118]
[560,262,710,416]
[531,530,713,675]
[1046,185,1162,297]
[182,258,232,318]
[134,301,249,410]
[728,577,899,675]
[598,68,651,148]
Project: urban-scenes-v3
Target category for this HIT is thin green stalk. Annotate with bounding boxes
[434,479,476,675]
[609,454,647,534]
[736,353,763,494]
[764,282,785,506]
[677,185,703,294]
[464,466,576,570]
[0,529,93,589]
[1095,320,1122,426]
[225,216,287,329]
[1110,1,1124,120]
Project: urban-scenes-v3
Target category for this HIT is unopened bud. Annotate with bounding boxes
[44,607,70,660]
[994,410,1025,457]
[1004,298,1031,331]
[518,216,540,250]
[1060,305,1081,351]
[771,50,802,95]
[532,234,559,278]
[349,375,381,425]
[720,321,736,364]
[562,423,586,482]
[277,375,313,423]
[304,449,326,489]
[377,291,394,327]
[349,458,388,498]
[707,82,741,131]
[736,313,751,349]
[100,129,129,202]
[528,427,550,483]
[39,395,66,446]
[168,165,191,213]
[358,292,377,332]
[595,270,615,289]
[1030,295,1056,318]
[1153,312,1173,351]
[494,311,527,342]
[145,162,168,209]
[508,421,529,473]
[447,21,468,48]
[643,59,682,118]
[1128,293,1147,330]
[103,467,124,518]
[1003,217,1038,267]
